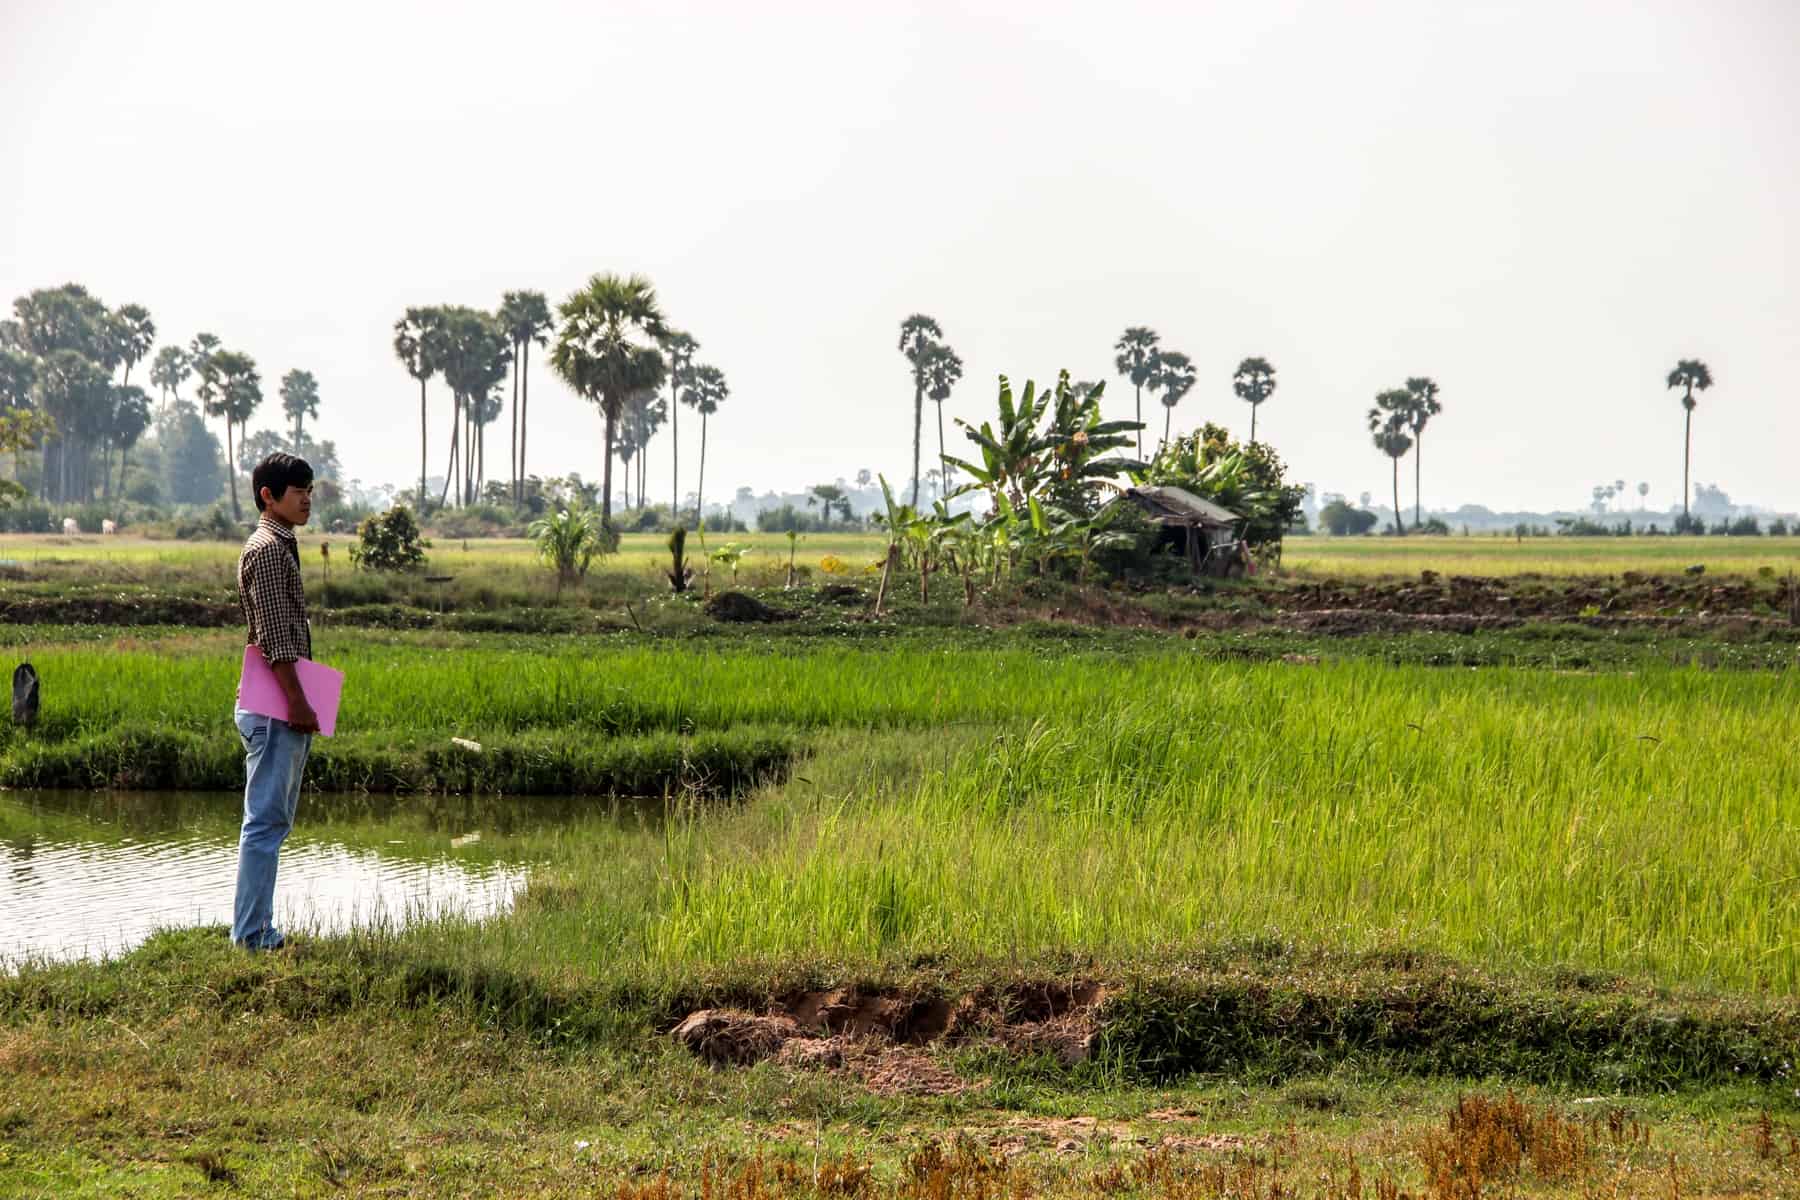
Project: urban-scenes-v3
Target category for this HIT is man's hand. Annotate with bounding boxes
[270,660,322,734]
[286,699,321,735]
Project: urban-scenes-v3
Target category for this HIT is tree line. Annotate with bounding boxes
[392,274,730,529]
[2,284,327,518]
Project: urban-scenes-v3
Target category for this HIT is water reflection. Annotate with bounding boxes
[0,790,576,965]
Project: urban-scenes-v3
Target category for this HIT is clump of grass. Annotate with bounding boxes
[0,724,796,796]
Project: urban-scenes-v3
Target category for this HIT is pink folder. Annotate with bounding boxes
[238,645,345,737]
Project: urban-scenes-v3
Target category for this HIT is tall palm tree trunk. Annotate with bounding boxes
[1391,456,1404,537]
[910,379,924,507]
[1163,406,1172,448]
[440,396,460,507]
[1682,392,1693,518]
[418,378,428,512]
[1134,385,1143,457]
[698,412,709,526]
[670,369,681,520]
[509,340,520,505]
[1414,434,1423,528]
[226,422,241,520]
[1250,403,1257,446]
[600,401,616,529]
[936,402,948,497]
[119,446,129,498]
[517,342,530,505]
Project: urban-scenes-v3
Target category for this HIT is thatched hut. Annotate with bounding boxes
[1107,485,1246,577]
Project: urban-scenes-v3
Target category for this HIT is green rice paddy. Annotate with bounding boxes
[4,629,1794,992]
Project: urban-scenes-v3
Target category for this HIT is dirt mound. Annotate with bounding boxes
[671,982,1107,1092]
[671,1009,800,1066]
[816,583,863,606]
[703,591,793,623]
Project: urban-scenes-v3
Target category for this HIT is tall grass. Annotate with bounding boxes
[7,633,1794,990]
[632,667,1797,992]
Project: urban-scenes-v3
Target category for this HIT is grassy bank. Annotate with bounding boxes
[5,633,1795,990]
[3,602,1796,1194]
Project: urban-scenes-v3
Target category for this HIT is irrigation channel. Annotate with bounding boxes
[0,789,605,964]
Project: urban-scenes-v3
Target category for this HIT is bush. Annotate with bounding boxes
[527,506,615,588]
[0,500,54,533]
[1769,518,1790,536]
[351,506,430,571]
[172,505,243,541]
[1320,500,1378,536]
[1727,515,1762,537]
[756,504,833,533]
[1416,517,1451,535]
[1672,512,1707,535]
[428,504,524,539]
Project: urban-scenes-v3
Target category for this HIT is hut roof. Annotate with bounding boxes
[1121,485,1241,527]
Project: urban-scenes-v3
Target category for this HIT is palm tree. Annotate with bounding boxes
[1612,479,1625,514]
[1231,356,1276,445]
[498,290,554,505]
[621,387,667,508]
[108,385,151,497]
[550,273,668,530]
[393,307,445,511]
[37,350,107,501]
[922,342,964,494]
[280,369,320,450]
[898,314,944,507]
[1637,481,1649,510]
[682,364,728,524]
[205,350,261,520]
[656,329,698,517]
[1368,391,1414,536]
[1666,359,1713,518]
[1153,351,1196,447]
[436,307,511,506]
[111,304,155,390]
[1112,326,1161,457]
[1401,376,1442,528]
[149,345,190,416]
[187,332,220,376]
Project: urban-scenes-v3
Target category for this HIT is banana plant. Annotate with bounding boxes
[872,474,916,616]
[948,372,1143,517]
[709,541,751,587]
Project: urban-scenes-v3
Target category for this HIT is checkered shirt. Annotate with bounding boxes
[239,515,311,664]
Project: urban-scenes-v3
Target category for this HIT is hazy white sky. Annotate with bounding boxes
[3,0,1796,512]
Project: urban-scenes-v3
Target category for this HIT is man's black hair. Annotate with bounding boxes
[253,453,314,512]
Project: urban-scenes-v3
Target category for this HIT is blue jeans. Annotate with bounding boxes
[232,707,312,949]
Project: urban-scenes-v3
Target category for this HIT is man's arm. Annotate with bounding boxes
[244,542,320,734]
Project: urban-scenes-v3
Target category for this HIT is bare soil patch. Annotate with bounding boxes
[671,981,1107,1095]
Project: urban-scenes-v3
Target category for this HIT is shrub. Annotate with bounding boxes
[527,506,613,589]
[1728,515,1762,537]
[0,500,54,533]
[1320,500,1378,536]
[351,506,430,571]
[173,505,242,541]
[1672,512,1707,535]
[755,504,833,534]
[429,504,524,539]
[1769,518,1790,536]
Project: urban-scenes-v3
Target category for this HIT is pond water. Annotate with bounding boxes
[0,790,593,965]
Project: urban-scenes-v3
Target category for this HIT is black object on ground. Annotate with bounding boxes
[12,662,38,728]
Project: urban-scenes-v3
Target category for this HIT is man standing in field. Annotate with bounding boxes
[232,453,320,951]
